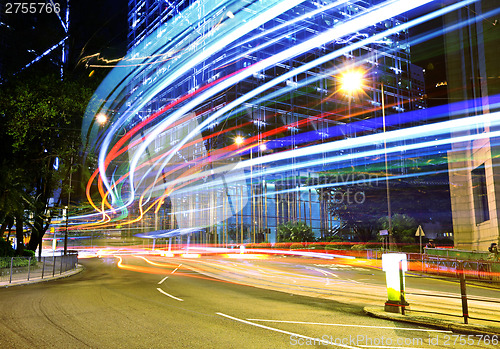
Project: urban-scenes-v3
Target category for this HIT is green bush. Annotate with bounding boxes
[22,249,35,257]
[307,243,325,250]
[277,221,314,242]
[290,243,304,250]
[0,257,36,268]
[324,243,351,250]
[0,238,15,257]
[350,244,365,250]
[401,245,420,253]
[273,242,291,249]
[323,236,345,242]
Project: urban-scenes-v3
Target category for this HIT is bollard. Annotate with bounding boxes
[399,260,406,315]
[52,255,56,277]
[9,257,13,283]
[382,253,409,313]
[458,262,469,324]
[27,257,31,281]
[41,257,45,279]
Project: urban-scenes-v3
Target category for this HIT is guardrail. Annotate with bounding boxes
[401,262,500,325]
[365,249,500,282]
[0,253,78,284]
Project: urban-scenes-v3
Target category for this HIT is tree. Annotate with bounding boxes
[277,221,314,242]
[324,180,384,242]
[0,164,29,252]
[0,73,93,256]
[321,169,452,242]
[378,214,418,244]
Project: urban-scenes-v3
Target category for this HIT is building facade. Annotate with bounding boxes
[445,0,500,250]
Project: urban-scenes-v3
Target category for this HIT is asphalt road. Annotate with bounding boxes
[0,255,496,348]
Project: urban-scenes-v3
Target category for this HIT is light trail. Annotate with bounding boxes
[69,0,498,239]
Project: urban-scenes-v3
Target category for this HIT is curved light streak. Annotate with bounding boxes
[74,0,494,239]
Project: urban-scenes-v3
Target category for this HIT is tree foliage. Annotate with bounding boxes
[378,214,418,244]
[277,221,314,242]
[0,73,93,255]
[321,170,452,242]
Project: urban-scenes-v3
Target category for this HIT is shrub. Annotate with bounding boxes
[307,243,324,250]
[22,249,36,257]
[350,244,366,251]
[401,245,420,253]
[277,221,314,242]
[273,242,292,249]
[290,243,304,250]
[0,238,15,257]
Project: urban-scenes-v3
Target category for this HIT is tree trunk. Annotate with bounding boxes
[15,213,24,255]
[0,221,7,238]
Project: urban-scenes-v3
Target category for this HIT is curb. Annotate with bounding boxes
[0,264,84,288]
[364,306,500,336]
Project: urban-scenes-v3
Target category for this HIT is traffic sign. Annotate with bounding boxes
[415,225,425,237]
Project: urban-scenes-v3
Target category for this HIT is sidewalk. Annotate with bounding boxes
[364,306,500,336]
[0,264,84,288]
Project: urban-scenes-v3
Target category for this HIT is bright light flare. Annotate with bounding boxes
[340,69,364,93]
[234,135,244,145]
[96,113,108,125]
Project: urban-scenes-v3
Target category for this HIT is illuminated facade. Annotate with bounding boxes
[0,2,69,81]
[445,0,500,250]
[110,0,429,243]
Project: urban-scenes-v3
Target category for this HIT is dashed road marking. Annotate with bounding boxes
[156,287,183,301]
[217,312,361,349]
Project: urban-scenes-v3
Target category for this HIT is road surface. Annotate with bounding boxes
[0,255,497,348]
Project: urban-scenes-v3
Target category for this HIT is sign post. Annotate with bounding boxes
[415,225,425,254]
[379,229,388,250]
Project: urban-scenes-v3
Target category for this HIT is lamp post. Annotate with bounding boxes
[340,70,393,249]
[64,142,74,256]
[380,82,393,249]
[234,136,244,244]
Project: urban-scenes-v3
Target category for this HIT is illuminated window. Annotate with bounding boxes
[472,164,489,224]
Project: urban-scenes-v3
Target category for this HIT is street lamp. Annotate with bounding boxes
[340,69,393,250]
[340,70,364,95]
[96,112,107,125]
[234,135,244,146]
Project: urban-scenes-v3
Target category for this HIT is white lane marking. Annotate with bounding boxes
[216,313,361,349]
[171,263,182,274]
[246,319,452,333]
[358,346,426,349]
[156,287,183,301]
[157,276,169,285]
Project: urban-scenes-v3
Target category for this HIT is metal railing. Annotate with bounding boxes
[415,256,500,282]
[0,253,78,284]
[396,262,500,325]
[365,249,500,282]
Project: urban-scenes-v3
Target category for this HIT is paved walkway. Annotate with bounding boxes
[364,306,500,336]
[0,264,84,288]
